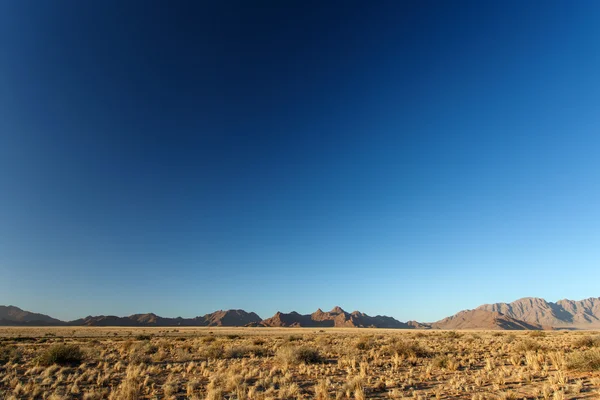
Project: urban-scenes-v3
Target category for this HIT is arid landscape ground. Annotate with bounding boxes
[2,327,600,399]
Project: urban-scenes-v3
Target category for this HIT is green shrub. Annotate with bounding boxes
[37,344,84,366]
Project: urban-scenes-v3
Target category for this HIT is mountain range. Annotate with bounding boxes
[2,297,600,330]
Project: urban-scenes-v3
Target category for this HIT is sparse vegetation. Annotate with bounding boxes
[276,345,322,365]
[36,343,84,366]
[567,348,600,371]
[1,327,599,399]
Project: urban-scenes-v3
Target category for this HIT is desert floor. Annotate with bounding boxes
[1,327,600,399]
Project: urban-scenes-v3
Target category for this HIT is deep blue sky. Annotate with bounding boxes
[1,2,599,322]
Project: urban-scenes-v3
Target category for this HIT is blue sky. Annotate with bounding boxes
[1,2,600,322]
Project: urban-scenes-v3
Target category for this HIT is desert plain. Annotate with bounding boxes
[2,327,600,399]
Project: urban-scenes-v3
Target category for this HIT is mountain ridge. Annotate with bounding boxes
[3,296,600,329]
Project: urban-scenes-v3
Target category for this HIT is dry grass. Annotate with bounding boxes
[1,327,600,399]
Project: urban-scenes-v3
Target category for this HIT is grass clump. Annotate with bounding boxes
[37,344,84,366]
[224,345,267,358]
[384,340,430,358]
[573,335,600,348]
[445,331,463,339]
[567,348,600,371]
[514,338,542,353]
[355,335,374,350]
[432,355,460,371]
[204,344,224,359]
[201,335,216,343]
[277,345,322,365]
[528,331,546,338]
[0,345,22,365]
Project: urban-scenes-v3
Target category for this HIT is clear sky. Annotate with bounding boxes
[1,1,599,322]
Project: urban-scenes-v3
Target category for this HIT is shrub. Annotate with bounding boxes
[384,340,430,358]
[37,344,84,366]
[276,346,322,365]
[355,336,374,351]
[567,348,600,371]
[0,345,22,365]
[514,339,542,353]
[433,355,460,371]
[446,331,462,339]
[574,335,600,348]
[135,335,152,341]
[224,345,267,359]
[204,344,224,359]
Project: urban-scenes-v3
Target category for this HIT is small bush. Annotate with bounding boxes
[514,339,542,353]
[355,336,374,351]
[433,355,460,371]
[0,345,22,365]
[384,340,430,358]
[567,348,600,371]
[446,331,462,339]
[135,334,152,341]
[201,336,216,343]
[37,344,84,366]
[574,335,600,348]
[276,346,322,365]
[204,344,224,359]
[504,334,516,344]
[224,345,267,359]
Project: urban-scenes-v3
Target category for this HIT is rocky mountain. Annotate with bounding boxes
[0,305,64,326]
[72,310,262,327]
[204,310,262,326]
[476,297,600,328]
[431,309,543,330]
[4,297,600,329]
[260,306,413,328]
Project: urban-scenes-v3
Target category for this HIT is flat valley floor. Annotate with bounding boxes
[1,327,600,399]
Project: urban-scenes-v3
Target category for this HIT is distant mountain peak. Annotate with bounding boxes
[261,307,412,328]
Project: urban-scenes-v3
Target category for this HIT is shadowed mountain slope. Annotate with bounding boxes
[432,309,543,330]
[71,310,262,327]
[0,305,64,326]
